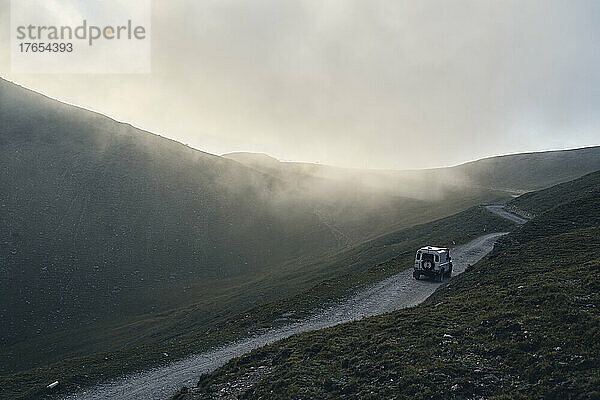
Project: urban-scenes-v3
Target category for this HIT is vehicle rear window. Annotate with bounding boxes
[416,253,421,260]
[422,253,434,262]
[435,255,439,262]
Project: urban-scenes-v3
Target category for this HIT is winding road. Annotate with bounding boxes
[485,205,527,224]
[63,207,524,400]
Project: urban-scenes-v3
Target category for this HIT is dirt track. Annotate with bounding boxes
[64,208,520,400]
[485,205,527,224]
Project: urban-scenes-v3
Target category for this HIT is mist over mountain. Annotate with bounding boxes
[0,0,598,398]
[0,78,339,363]
[224,146,600,196]
[1,77,599,398]
[0,78,502,374]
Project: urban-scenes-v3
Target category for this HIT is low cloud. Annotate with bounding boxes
[0,0,598,169]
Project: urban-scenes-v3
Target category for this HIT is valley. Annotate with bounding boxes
[2,2,598,398]
[1,78,599,399]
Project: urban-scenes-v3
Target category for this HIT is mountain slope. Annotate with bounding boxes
[181,172,600,399]
[0,78,507,377]
[0,78,342,370]
[224,146,600,196]
[450,146,600,191]
[506,169,600,218]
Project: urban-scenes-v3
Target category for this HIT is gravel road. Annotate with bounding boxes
[63,207,520,400]
[485,205,527,224]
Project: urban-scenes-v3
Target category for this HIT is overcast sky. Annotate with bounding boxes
[1,0,598,169]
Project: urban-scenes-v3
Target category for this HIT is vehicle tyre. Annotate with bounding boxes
[413,271,421,280]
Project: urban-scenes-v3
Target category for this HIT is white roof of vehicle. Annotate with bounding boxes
[418,246,448,253]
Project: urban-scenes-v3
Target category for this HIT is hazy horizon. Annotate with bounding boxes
[1,0,598,169]
[4,75,600,172]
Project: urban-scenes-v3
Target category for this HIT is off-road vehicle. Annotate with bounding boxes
[413,246,453,282]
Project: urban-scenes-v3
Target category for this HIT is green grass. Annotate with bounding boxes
[180,176,600,399]
[507,169,600,217]
[0,206,515,400]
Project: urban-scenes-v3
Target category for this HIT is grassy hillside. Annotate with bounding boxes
[0,77,352,372]
[0,206,515,400]
[506,170,600,218]
[450,146,600,191]
[180,175,600,399]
